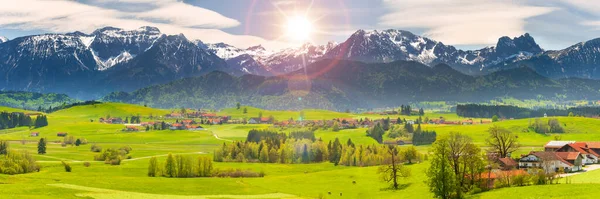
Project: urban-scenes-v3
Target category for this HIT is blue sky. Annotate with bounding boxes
[1,0,600,50]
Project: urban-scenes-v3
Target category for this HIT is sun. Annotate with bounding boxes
[285,16,313,41]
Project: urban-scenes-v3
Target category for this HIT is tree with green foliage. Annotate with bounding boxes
[367,123,385,143]
[302,144,310,163]
[75,139,81,146]
[329,138,342,165]
[236,102,241,110]
[568,112,574,117]
[148,156,158,177]
[165,153,177,177]
[258,112,263,119]
[427,136,457,199]
[259,146,269,163]
[419,108,425,116]
[243,107,248,114]
[332,121,340,132]
[492,115,499,122]
[37,138,46,154]
[0,140,9,155]
[404,146,418,164]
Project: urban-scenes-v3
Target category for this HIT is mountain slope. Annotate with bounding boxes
[103,59,600,110]
[101,34,229,92]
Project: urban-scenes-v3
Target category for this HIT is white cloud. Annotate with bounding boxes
[379,0,556,46]
[0,0,282,49]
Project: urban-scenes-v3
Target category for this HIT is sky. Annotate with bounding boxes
[1,0,600,50]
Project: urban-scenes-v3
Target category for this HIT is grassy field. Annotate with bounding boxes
[1,103,600,198]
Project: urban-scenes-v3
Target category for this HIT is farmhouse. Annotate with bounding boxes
[518,151,582,173]
[123,126,139,132]
[169,123,184,130]
[186,125,204,131]
[556,143,599,164]
[497,157,518,170]
[57,132,68,137]
[166,113,184,119]
[544,141,576,151]
[30,132,39,137]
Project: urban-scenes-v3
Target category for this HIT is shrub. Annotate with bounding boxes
[0,150,39,175]
[83,162,91,167]
[90,144,102,152]
[94,147,130,165]
[61,161,72,172]
[213,169,265,178]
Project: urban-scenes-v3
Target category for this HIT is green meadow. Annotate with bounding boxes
[1,103,600,198]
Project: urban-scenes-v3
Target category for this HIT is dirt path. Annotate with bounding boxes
[212,132,233,142]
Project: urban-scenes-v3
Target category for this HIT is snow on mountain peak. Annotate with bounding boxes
[0,36,8,43]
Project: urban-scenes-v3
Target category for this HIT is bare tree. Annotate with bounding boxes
[378,145,410,189]
[486,125,520,158]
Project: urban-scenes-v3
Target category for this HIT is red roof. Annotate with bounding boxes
[260,117,270,122]
[172,123,183,127]
[585,142,600,149]
[529,151,574,166]
[201,113,217,117]
[555,152,581,161]
[498,157,518,167]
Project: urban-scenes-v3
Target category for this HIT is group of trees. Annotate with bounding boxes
[412,129,437,146]
[457,104,600,119]
[426,126,526,198]
[0,140,39,175]
[214,138,328,164]
[42,101,101,113]
[149,154,213,178]
[529,118,565,134]
[93,146,132,165]
[125,116,141,124]
[366,123,385,143]
[0,112,48,130]
[337,142,422,167]
[399,105,412,115]
[427,132,485,199]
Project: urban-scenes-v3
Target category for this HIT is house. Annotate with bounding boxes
[544,141,576,152]
[556,143,599,164]
[169,123,184,130]
[248,117,270,124]
[30,132,39,137]
[518,151,582,173]
[57,132,68,137]
[462,119,474,125]
[186,125,204,131]
[201,113,218,118]
[498,157,518,170]
[584,142,600,156]
[555,152,584,171]
[406,120,415,125]
[166,113,184,119]
[123,126,139,132]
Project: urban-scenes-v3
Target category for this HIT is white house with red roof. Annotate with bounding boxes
[518,151,583,173]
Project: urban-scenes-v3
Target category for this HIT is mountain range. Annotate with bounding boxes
[102,59,600,110]
[2,26,600,101]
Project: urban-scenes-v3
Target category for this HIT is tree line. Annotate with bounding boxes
[457,104,600,119]
[0,112,48,129]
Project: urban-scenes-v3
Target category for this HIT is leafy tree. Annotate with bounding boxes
[165,153,177,177]
[366,123,385,144]
[37,138,47,154]
[148,156,158,177]
[0,140,8,155]
[486,125,519,158]
[243,107,248,114]
[427,136,457,199]
[492,115,499,122]
[75,139,81,146]
[378,145,411,189]
[301,144,310,163]
[404,146,418,164]
[332,121,340,132]
[259,146,269,163]
[236,102,241,110]
[419,108,425,116]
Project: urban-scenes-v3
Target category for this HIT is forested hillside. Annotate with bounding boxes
[102,59,600,111]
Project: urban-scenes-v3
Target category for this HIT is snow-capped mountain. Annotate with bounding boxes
[323,29,543,75]
[0,26,229,98]
[505,38,600,79]
[0,36,8,43]
[204,41,337,75]
[102,34,229,91]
